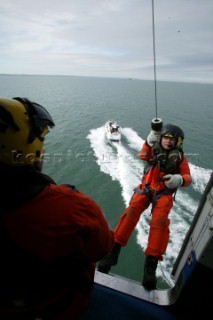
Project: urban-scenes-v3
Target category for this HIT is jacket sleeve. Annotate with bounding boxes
[75,191,114,262]
[138,141,153,161]
[178,156,192,187]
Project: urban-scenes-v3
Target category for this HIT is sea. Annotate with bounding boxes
[1,74,212,289]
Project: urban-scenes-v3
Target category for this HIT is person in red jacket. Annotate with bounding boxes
[0,97,114,320]
[98,123,192,290]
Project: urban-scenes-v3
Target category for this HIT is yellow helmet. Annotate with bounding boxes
[0,97,55,166]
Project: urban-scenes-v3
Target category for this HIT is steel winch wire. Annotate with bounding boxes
[151,0,158,119]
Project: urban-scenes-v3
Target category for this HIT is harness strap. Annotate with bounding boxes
[133,185,152,202]
[133,184,173,213]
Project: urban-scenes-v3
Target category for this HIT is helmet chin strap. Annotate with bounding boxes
[35,159,43,172]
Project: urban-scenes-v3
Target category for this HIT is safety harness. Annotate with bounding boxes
[134,144,184,211]
[152,142,183,173]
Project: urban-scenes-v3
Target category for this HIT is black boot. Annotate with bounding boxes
[97,242,121,274]
[142,255,158,290]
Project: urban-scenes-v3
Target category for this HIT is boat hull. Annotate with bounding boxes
[106,121,121,142]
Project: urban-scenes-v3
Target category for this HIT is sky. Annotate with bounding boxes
[0,0,213,83]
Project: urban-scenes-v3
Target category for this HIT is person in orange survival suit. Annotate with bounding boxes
[98,123,192,290]
[0,97,114,320]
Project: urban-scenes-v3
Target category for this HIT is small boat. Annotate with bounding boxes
[106,121,121,142]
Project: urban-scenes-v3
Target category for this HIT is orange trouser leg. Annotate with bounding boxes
[145,194,173,260]
[114,185,150,246]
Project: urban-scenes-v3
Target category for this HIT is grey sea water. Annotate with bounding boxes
[1,74,212,288]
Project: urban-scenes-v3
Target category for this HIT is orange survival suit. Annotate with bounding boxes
[113,141,191,261]
[0,165,114,320]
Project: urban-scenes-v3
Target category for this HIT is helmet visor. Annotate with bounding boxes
[162,132,175,138]
[13,97,55,143]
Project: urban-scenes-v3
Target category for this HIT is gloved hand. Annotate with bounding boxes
[163,174,183,189]
[146,130,160,147]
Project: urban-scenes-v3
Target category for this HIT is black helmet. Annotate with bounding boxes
[161,123,184,148]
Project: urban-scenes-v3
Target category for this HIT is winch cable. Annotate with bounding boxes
[151,0,162,131]
[151,3,172,288]
[152,0,158,119]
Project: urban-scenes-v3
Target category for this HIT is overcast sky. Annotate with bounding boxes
[0,0,212,83]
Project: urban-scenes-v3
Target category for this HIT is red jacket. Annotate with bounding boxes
[139,142,192,192]
[1,183,114,319]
